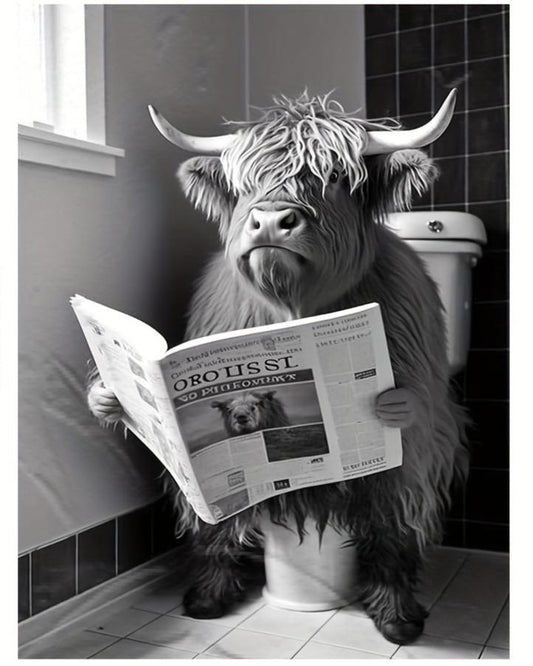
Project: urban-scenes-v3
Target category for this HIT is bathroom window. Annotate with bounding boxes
[17,4,124,175]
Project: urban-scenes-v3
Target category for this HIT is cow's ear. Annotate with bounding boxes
[177,157,236,233]
[364,149,438,216]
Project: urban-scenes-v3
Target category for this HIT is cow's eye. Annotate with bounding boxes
[329,169,340,183]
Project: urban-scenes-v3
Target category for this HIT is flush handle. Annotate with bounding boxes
[427,219,444,233]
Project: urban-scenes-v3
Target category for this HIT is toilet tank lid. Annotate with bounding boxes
[386,211,487,244]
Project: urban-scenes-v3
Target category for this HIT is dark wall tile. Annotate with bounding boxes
[470,301,509,349]
[117,506,153,574]
[468,58,506,109]
[465,469,509,523]
[469,152,507,202]
[433,157,466,204]
[399,69,432,115]
[433,112,466,157]
[468,14,505,60]
[19,555,30,622]
[434,64,467,111]
[433,6,466,24]
[469,201,508,250]
[434,20,465,66]
[365,4,397,37]
[464,521,509,552]
[466,400,509,469]
[442,519,465,548]
[399,4,431,30]
[152,496,180,555]
[468,106,507,155]
[366,34,397,77]
[31,537,76,615]
[467,5,507,18]
[399,112,431,130]
[472,251,509,301]
[366,74,397,119]
[466,350,509,400]
[399,27,431,71]
[78,521,116,594]
[448,480,466,520]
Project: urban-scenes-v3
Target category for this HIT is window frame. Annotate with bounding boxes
[18,5,124,176]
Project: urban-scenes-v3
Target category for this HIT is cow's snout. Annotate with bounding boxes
[246,208,304,243]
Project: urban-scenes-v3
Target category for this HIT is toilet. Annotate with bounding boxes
[261,210,487,612]
[386,211,487,376]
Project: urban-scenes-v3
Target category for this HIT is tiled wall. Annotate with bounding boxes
[18,497,178,622]
[365,4,509,552]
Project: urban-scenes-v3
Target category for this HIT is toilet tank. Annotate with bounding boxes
[386,211,487,376]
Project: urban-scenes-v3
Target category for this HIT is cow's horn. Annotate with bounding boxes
[364,89,457,155]
[148,105,237,154]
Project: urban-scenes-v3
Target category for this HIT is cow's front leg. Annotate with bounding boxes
[183,520,258,619]
[357,524,427,645]
[375,388,418,429]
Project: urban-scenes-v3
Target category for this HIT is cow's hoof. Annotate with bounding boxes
[183,589,226,619]
[380,619,424,645]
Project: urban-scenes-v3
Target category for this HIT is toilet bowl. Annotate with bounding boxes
[261,211,487,612]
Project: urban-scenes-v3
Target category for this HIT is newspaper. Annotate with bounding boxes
[71,295,402,524]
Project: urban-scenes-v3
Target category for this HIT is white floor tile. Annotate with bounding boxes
[294,640,387,659]
[132,582,185,614]
[204,628,304,659]
[417,547,468,609]
[424,553,509,644]
[238,604,335,640]
[311,612,397,657]
[128,614,230,652]
[21,630,118,659]
[392,635,483,659]
[91,637,198,659]
[486,598,509,649]
[480,645,510,659]
[88,607,160,637]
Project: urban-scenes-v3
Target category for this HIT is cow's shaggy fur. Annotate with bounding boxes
[212,391,290,436]
[88,92,469,645]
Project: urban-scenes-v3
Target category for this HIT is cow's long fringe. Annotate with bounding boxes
[221,91,399,199]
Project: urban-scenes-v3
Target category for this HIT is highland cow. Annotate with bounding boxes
[87,90,468,645]
[212,391,290,436]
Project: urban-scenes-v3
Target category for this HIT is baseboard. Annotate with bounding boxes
[18,546,186,658]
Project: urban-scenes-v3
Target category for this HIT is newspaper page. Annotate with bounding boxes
[160,303,402,523]
[71,296,214,522]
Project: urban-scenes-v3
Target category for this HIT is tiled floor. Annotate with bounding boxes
[23,546,509,659]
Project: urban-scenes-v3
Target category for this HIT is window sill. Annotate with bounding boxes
[18,125,125,176]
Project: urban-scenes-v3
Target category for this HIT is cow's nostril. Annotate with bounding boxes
[251,219,261,230]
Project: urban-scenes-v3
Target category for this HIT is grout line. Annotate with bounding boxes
[400,103,509,119]
[75,532,79,597]
[501,6,509,202]
[463,4,470,214]
[394,5,400,118]
[367,53,508,80]
[244,4,250,121]
[28,550,33,618]
[433,149,508,159]
[429,3,435,206]
[366,10,509,40]
[484,593,509,649]
[114,517,119,577]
